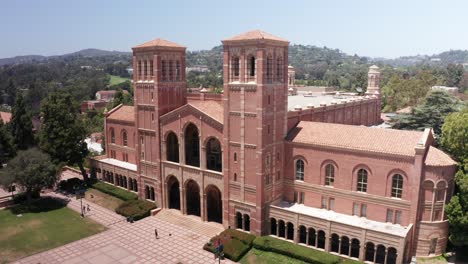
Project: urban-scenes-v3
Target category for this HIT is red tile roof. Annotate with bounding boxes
[188,101,224,124]
[0,112,12,123]
[107,105,134,123]
[223,30,288,43]
[425,146,457,166]
[133,38,185,49]
[288,121,424,157]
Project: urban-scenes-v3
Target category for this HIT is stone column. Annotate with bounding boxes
[305,230,309,245]
[430,187,436,221]
[181,186,186,214]
[441,187,448,220]
[179,132,185,164]
[384,249,388,264]
[294,228,299,243]
[325,235,330,252]
[201,193,207,221]
[276,222,280,236]
[373,245,377,263]
[338,238,342,254]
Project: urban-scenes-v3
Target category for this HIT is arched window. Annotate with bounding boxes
[325,164,335,186]
[143,60,147,77]
[161,60,167,81]
[122,130,128,146]
[206,138,222,172]
[184,124,200,167]
[276,57,283,81]
[232,57,240,78]
[234,152,237,162]
[234,173,237,181]
[166,132,179,163]
[266,55,273,83]
[391,174,404,198]
[357,169,368,192]
[176,61,181,81]
[168,60,174,81]
[110,128,115,144]
[295,160,304,181]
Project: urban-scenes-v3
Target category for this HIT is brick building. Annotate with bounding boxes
[89,30,457,263]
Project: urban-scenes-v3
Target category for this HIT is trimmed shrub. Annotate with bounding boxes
[253,236,340,264]
[115,199,156,221]
[58,177,84,193]
[203,229,254,262]
[91,181,137,201]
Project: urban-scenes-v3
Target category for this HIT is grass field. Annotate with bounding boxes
[85,188,125,211]
[109,75,130,86]
[240,248,305,264]
[0,198,106,263]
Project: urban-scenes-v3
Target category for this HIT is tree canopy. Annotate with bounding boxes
[10,93,34,150]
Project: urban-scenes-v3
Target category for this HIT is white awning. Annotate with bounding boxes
[99,158,137,172]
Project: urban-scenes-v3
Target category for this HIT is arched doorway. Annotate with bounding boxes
[278,220,285,238]
[331,233,340,253]
[351,239,360,258]
[270,218,277,235]
[365,242,375,262]
[340,236,350,255]
[185,124,200,167]
[167,176,180,210]
[317,230,326,249]
[286,222,294,240]
[186,180,200,216]
[387,247,397,264]
[299,225,307,244]
[308,228,316,247]
[376,245,386,264]
[166,132,179,162]
[206,138,222,172]
[205,185,222,223]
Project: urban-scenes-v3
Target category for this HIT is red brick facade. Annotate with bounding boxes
[90,30,457,263]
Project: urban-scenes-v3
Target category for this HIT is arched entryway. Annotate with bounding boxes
[166,132,179,162]
[286,222,294,240]
[365,242,375,262]
[205,185,222,223]
[186,180,200,216]
[308,228,316,247]
[278,220,285,238]
[351,239,360,258]
[299,225,307,244]
[270,218,277,235]
[167,176,180,210]
[206,138,222,172]
[185,124,200,167]
[340,236,350,255]
[375,244,386,264]
[317,230,326,249]
[331,233,340,253]
[387,247,397,264]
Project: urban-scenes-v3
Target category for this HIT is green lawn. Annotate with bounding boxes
[240,248,306,264]
[109,75,130,86]
[0,197,106,263]
[416,255,448,263]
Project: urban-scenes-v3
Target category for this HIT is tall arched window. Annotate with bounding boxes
[248,56,256,77]
[266,55,273,83]
[206,138,222,172]
[110,128,115,144]
[357,169,368,192]
[122,130,128,146]
[168,60,174,81]
[161,60,167,81]
[295,160,304,181]
[392,174,404,198]
[176,61,181,81]
[166,132,179,163]
[184,124,200,167]
[232,57,240,79]
[325,164,335,186]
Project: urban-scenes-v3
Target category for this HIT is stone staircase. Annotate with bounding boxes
[154,209,225,238]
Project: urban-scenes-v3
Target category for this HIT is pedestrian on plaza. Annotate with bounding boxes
[155,228,159,239]
[87,204,90,212]
[82,206,86,215]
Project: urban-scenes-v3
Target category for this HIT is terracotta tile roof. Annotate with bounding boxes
[223,30,288,43]
[188,101,224,124]
[288,121,424,157]
[425,146,457,166]
[133,38,185,49]
[0,112,12,123]
[107,105,134,123]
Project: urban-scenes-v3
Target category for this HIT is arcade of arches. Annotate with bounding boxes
[269,217,398,264]
[165,176,223,224]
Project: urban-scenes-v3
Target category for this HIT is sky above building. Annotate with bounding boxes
[1,0,466,58]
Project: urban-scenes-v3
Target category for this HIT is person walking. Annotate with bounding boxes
[86,204,90,212]
[155,228,159,239]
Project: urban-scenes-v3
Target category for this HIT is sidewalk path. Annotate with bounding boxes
[15,192,234,264]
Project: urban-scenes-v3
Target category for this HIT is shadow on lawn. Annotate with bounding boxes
[9,196,70,215]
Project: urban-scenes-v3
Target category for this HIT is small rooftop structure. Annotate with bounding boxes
[0,112,12,123]
[223,30,289,45]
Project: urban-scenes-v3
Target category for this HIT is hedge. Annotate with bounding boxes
[253,236,341,264]
[58,177,84,193]
[115,200,156,221]
[91,181,138,201]
[203,229,254,262]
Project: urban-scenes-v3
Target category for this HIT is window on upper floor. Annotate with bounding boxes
[138,60,142,78]
[276,57,283,81]
[176,60,181,81]
[161,60,167,81]
[295,160,304,181]
[234,173,237,181]
[168,60,174,81]
[143,60,147,77]
[110,128,115,144]
[395,210,401,224]
[231,57,240,78]
[357,169,368,192]
[329,198,335,211]
[248,56,256,77]
[325,164,335,186]
[149,60,153,77]
[391,174,403,198]
[234,152,237,162]
[266,55,273,83]
[386,209,393,223]
[321,197,327,209]
[122,130,128,146]
[361,204,367,217]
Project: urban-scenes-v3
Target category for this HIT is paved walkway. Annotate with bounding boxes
[15,192,233,264]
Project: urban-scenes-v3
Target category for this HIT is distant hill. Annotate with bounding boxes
[0,49,131,66]
[372,50,468,67]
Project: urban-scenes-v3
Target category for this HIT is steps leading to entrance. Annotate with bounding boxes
[154,209,225,238]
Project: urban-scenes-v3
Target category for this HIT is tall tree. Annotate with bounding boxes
[446,64,464,87]
[0,148,58,201]
[441,108,468,163]
[0,120,15,167]
[10,93,34,150]
[39,92,90,181]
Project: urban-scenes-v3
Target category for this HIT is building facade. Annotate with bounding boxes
[90,30,457,263]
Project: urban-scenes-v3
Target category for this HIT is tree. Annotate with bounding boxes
[446,64,464,87]
[10,93,34,150]
[441,108,468,163]
[392,90,462,137]
[39,92,90,181]
[0,120,15,167]
[0,148,58,201]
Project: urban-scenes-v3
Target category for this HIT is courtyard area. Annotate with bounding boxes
[0,197,105,263]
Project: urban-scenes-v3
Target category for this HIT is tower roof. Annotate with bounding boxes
[132,38,185,51]
[223,30,288,44]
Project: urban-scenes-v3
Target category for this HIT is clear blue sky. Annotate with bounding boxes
[1,0,466,58]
